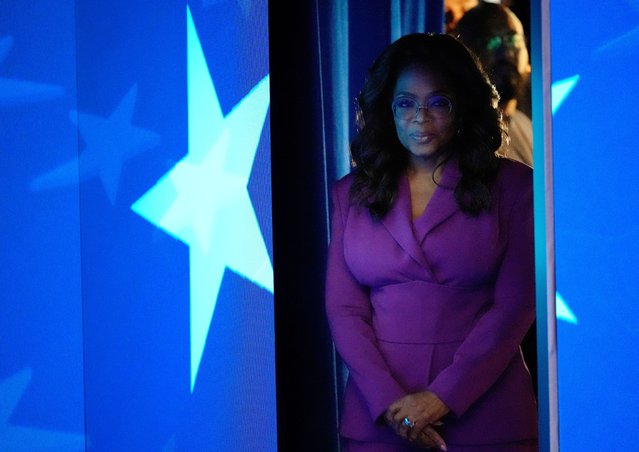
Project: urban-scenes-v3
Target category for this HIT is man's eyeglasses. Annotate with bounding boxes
[392,95,453,121]
[484,33,525,52]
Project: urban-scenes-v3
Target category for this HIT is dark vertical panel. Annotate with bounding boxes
[317,0,351,181]
[349,0,392,141]
[425,0,445,32]
[269,2,340,451]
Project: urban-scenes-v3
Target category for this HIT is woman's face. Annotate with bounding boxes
[392,66,456,165]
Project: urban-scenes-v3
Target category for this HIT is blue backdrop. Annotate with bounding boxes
[551,1,639,450]
[9,1,638,450]
[1,1,275,451]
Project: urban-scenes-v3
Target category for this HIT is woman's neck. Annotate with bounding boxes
[408,154,446,179]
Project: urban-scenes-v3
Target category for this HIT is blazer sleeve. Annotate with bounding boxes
[325,183,406,422]
[427,175,536,417]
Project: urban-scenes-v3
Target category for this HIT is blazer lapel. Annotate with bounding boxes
[381,175,431,270]
[413,160,462,245]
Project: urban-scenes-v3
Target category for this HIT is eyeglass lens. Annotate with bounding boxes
[392,95,452,120]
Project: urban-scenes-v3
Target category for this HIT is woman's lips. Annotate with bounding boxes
[411,132,434,143]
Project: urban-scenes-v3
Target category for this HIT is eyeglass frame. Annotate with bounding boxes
[391,94,454,121]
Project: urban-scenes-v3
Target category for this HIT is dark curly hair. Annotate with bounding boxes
[349,32,505,218]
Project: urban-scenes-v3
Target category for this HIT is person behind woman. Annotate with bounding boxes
[325,33,538,451]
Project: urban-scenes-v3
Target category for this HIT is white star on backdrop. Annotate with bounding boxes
[551,75,580,325]
[132,6,273,391]
[551,75,579,115]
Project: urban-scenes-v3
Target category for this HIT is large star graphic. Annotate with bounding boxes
[0,369,85,451]
[556,292,577,324]
[551,74,579,115]
[131,6,273,391]
[551,75,581,325]
[30,85,161,204]
[0,36,64,107]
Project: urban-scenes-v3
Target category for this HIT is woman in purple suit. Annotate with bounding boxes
[325,33,538,451]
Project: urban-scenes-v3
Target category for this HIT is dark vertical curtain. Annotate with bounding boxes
[270,2,339,451]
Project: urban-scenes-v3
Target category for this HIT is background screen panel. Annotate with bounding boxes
[76,1,275,451]
[1,1,276,451]
[0,2,85,450]
[551,1,639,450]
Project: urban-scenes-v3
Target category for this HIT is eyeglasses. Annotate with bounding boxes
[392,95,453,121]
[484,33,525,52]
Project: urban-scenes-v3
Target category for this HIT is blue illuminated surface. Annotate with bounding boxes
[132,7,273,391]
[0,370,84,451]
[31,85,161,204]
[2,1,274,450]
[1,3,85,449]
[202,0,251,14]
[551,1,639,449]
[0,36,64,107]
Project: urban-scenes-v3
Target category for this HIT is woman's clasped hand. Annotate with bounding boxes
[385,391,449,450]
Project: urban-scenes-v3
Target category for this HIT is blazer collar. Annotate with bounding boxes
[380,160,461,270]
[381,174,429,269]
[413,159,461,244]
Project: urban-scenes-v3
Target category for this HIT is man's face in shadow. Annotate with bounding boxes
[457,6,531,109]
[477,11,531,107]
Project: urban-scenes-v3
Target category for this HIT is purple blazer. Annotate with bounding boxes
[325,158,538,446]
